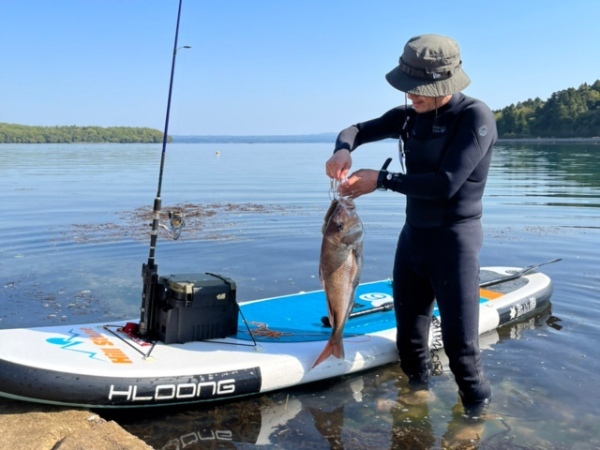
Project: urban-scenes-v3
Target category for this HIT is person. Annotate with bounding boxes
[325,34,497,417]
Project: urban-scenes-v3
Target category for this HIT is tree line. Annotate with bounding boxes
[0,124,167,144]
[2,80,599,143]
[494,80,600,138]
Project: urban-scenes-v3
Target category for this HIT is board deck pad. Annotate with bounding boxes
[238,279,393,342]
[238,270,520,343]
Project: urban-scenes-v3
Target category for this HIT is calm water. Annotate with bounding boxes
[1,142,599,449]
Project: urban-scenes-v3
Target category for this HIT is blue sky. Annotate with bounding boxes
[2,0,599,136]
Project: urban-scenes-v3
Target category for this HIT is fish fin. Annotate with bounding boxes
[311,335,345,369]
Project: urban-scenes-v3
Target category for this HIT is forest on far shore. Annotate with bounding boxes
[494,80,600,138]
[0,123,166,144]
[2,80,599,143]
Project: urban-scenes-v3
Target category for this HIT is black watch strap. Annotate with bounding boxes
[376,158,393,191]
[377,170,388,190]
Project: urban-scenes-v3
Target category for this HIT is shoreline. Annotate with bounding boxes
[498,137,600,144]
[2,136,599,145]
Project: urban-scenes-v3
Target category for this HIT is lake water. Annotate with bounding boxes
[1,142,599,449]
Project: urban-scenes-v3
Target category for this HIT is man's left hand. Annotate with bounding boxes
[338,169,378,199]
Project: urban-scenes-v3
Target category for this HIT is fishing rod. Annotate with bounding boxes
[139,0,186,338]
[321,258,562,327]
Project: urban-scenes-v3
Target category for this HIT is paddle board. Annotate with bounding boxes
[0,266,553,408]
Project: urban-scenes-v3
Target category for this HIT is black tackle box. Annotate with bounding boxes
[153,272,238,344]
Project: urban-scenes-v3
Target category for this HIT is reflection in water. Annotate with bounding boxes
[309,405,345,450]
[111,307,571,450]
[486,144,600,235]
[493,143,600,191]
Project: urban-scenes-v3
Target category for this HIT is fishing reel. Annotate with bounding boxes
[159,210,185,240]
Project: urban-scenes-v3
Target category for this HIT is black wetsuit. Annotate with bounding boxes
[334,93,497,406]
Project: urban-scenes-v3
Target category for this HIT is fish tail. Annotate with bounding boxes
[312,335,345,368]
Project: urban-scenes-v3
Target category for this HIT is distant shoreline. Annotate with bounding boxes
[172,135,600,144]
[498,137,600,144]
[2,134,599,145]
[171,133,337,144]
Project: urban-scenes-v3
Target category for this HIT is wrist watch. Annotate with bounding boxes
[376,170,390,191]
[376,157,393,191]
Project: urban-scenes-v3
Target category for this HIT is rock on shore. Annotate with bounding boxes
[0,398,152,450]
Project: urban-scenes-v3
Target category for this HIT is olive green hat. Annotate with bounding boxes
[385,34,470,97]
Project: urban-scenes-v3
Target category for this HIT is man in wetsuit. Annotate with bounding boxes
[325,34,497,417]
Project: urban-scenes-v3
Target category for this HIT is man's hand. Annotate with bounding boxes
[325,149,352,181]
[338,169,378,199]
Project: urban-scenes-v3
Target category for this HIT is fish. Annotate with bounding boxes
[312,197,364,368]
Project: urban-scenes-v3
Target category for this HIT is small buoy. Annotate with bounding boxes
[216,151,220,156]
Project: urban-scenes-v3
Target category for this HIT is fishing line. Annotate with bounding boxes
[329,178,338,200]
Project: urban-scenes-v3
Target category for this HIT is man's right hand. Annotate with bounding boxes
[325,149,352,181]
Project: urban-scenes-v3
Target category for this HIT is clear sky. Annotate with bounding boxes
[2,0,599,136]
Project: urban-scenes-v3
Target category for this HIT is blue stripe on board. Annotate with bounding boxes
[236,280,490,343]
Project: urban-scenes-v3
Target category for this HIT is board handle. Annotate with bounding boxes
[321,302,394,327]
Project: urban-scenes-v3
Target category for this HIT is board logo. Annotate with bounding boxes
[164,430,234,448]
[108,379,236,402]
[498,296,538,325]
[359,292,392,305]
[106,367,262,405]
[46,327,132,364]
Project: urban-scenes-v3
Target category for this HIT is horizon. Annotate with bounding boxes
[5,76,599,135]
[2,1,599,135]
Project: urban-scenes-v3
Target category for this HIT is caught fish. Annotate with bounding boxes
[312,197,364,368]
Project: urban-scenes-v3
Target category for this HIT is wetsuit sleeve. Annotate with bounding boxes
[386,105,497,200]
[334,107,405,152]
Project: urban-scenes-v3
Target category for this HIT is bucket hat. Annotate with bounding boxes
[385,34,470,97]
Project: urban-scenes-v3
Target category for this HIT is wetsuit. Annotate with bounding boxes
[334,93,497,407]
